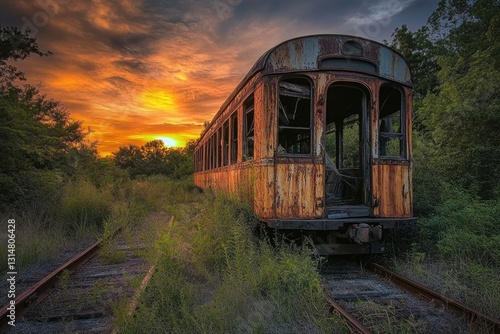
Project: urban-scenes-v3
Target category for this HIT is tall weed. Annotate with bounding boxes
[123,192,335,333]
[62,180,113,233]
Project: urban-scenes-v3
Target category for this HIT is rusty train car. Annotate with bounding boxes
[193,34,416,255]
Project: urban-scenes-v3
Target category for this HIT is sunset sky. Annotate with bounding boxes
[1,0,438,156]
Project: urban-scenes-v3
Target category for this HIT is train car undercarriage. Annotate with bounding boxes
[263,217,417,255]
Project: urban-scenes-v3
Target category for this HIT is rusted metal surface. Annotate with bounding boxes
[0,239,101,332]
[194,34,415,254]
[4,216,166,333]
[196,34,412,151]
[371,164,412,217]
[264,35,411,85]
[323,261,478,333]
[254,164,274,217]
[274,163,316,218]
[325,295,373,334]
[265,217,416,230]
[367,263,500,333]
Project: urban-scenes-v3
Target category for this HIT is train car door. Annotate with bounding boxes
[324,83,371,217]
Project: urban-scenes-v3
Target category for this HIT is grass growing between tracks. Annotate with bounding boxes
[390,186,500,322]
[119,190,346,333]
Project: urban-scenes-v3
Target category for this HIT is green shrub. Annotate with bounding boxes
[62,180,113,232]
[395,185,500,319]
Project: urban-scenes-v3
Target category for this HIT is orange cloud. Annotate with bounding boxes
[4,0,431,157]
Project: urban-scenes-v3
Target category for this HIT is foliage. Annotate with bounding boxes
[393,184,500,319]
[392,0,500,200]
[122,192,336,333]
[0,85,86,171]
[390,1,500,320]
[62,180,113,232]
[391,25,440,99]
[0,25,94,209]
[0,25,51,91]
[416,186,500,265]
[113,139,195,179]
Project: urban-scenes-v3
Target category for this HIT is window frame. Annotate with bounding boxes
[277,75,313,157]
[378,84,406,160]
[230,111,238,164]
[244,95,255,161]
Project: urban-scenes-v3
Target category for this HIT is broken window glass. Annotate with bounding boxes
[244,96,254,160]
[278,77,312,155]
[379,85,405,158]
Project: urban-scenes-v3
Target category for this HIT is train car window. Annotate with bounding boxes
[223,121,229,166]
[199,148,202,172]
[244,96,254,160]
[208,137,211,170]
[231,112,238,164]
[379,85,405,158]
[217,127,222,168]
[205,143,208,171]
[205,139,209,170]
[278,77,312,155]
[210,134,215,169]
[203,144,207,171]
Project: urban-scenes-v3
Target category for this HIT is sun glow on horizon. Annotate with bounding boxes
[157,136,178,147]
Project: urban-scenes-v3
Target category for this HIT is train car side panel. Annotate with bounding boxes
[236,164,254,205]
[275,163,316,218]
[254,164,274,218]
[372,163,412,217]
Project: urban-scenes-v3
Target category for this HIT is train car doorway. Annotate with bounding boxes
[324,83,371,215]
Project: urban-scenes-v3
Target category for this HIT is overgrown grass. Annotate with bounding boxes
[0,174,194,272]
[0,177,111,269]
[351,300,426,334]
[120,192,343,333]
[392,185,500,320]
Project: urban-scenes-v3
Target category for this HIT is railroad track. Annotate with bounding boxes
[0,214,171,333]
[323,261,500,334]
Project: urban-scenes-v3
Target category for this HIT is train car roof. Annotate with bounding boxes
[198,34,412,145]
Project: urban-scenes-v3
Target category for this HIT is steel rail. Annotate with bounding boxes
[325,294,373,334]
[367,262,500,334]
[0,239,102,332]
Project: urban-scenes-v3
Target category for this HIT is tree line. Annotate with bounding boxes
[390,0,500,208]
[0,26,193,210]
[1,0,499,211]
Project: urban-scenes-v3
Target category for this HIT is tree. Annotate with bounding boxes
[391,25,440,99]
[0,25,88,206]
[112,140,195,179]
[142,140,170,175]
[113,144,145,177]
[396,0,500,199]
[0,26,51,92]
[0,85,86,173]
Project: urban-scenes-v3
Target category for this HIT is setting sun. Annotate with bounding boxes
[157,137,178,147]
